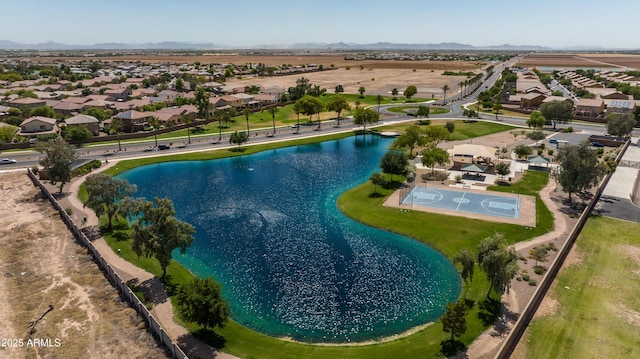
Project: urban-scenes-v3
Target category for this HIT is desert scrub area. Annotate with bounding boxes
[0,172,168,359]
[516,216,640,358]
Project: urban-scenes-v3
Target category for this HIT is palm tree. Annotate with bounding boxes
[293,101,301,133]
[183,116,192,144]
[458,81,464,100]
[110,118,123,151]
[442,84,450,104]
[269,106,277,136]
[149,116,160,147]
[243,107,251,140]
[215,110,223,142]
[376,94,383,115]
[391,88,399,100]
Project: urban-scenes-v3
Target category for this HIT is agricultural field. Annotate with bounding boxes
[516,53,640,70]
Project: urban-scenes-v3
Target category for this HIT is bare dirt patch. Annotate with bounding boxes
[227,66,480,96]
[0,172,169,359]
[517,53,640,70]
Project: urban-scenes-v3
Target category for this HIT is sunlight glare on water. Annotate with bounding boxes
[119,136,461,343]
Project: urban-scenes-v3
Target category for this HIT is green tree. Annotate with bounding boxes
[229,130,248,146]
[415,105,430,118]
[369,172,386,194]
[421,147,450,174]
[513,144,533,159]
[353,107,379,134]
[379,150,408,181]
[404,85,417,101]
[358,86,366,97]
[84,174,137,229]
[0,124,19,145]
[393,125,425,158]
[423,126,450,147]
[606,113,635,138]
[445,121,455,133]
[477,233,518,299]
[109,118,123,151]
[495,161,511,181]
[194,87,211,121]
[391,88,399,100]
[177,277,230,331]
[326,95,350,127]
[296,95,323,126]
[83,107,112,121]
[64,125,92,142]
[38,138,78,194]
[129,197,195,278]
[441,84,450,103]
[453,249,475,283]
[540,100,573,129]
[175,78,185,92]
[183,116,193,144]
[441,300,467,342]
[553,141,607,203]
[29,106,56,118]
[527,110,546,131]
[334,84,344,94]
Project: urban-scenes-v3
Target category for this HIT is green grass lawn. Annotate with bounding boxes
[375,120,516,141]
[89,129,553,358]
[524,216,640,359]
[385,106,450,115]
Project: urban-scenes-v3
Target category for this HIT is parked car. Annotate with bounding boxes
[158,144,171,150]
[0,158,17,165]
[548,138,558,144]
[590,142,605,147]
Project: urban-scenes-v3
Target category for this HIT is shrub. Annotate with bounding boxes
[516,276,522,281]
[522,274,530,281]
[547,149,554,156]
[418,119,431,125]
[534,266,545,275]
[65,207,73,215]
[528,279,538,286]
[547,243,558,251]
[455,175,463,183]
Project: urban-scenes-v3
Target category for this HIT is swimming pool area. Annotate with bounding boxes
[401,186,522,219]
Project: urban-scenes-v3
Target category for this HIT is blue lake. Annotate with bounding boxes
[119,135,461,343]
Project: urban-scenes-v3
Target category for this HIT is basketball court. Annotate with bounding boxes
[385,183,536,227]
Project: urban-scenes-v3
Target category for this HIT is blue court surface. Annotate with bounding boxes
[401,186,520,219]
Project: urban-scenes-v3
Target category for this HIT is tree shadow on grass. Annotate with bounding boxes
[382,180,404,190]
[368,192,385,198]
[192,328,227,350]
[478,297,502,326]
[160,274,180,297]
[228,147,246,153]
[440,339,467,357]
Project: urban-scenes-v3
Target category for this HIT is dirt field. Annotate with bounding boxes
[0,172,168,359]
[516,53,640,70]
[227,67,477,96]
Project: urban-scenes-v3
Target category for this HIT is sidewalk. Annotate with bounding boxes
[48,163,239,359]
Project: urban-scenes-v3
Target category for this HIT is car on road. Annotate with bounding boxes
[291,124,299,129]
[590,142,605,147]
[549,138,558,144]
[158,144,171,150]
[0,158,16,165]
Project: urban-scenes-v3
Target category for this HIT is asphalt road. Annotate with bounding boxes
[3,56,635,171]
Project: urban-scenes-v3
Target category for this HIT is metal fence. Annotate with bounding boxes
[494,139,631,359]
[26,169,189,359]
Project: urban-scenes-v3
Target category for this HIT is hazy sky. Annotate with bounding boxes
[1,0,639,48]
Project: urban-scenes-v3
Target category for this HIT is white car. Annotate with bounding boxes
[0,158,16,165]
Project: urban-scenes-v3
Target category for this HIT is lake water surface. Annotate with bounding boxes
[119,135,461,343]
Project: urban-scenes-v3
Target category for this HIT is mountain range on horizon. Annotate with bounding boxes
[0,40,628,51]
